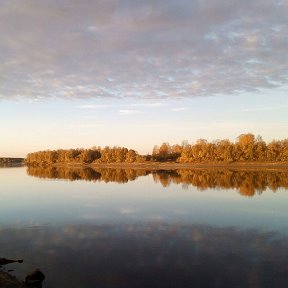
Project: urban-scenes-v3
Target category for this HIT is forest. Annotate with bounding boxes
[25,146,145,166]
[152,133,288,163]
[25,133,288,166]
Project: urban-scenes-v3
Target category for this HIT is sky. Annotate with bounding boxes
[0,0,288,157]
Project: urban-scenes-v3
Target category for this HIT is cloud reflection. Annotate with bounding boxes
[1,223,288,288]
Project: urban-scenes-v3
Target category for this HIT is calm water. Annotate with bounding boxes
[1,166,288,287]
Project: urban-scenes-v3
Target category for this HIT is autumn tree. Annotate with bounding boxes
[236,133,255,161]
[125,149,137,163]
[152,145,159,159]
[214,139,233,162]
[79,149,101,164]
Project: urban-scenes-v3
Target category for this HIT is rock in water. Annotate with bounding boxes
[25,269,45,286]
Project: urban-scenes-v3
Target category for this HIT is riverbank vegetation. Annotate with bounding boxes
[0,157,24,166]
[26,146,145,166]
[25,133,288,166]
[152,133,288,163]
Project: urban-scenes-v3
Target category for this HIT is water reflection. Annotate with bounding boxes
[153,169,288,197]
[27,166,149,183]
[27,166,288,197]
[1,223,288,288]
[0,163,24,168]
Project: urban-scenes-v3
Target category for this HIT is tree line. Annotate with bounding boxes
[152,133,288,162]
[25,133,288,166]
[25,146,145,166]
[0,157,24,166]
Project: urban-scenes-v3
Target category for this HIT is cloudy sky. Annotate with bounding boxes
[0,0,288,157]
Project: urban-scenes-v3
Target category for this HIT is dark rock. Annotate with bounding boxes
[25,269,45,286]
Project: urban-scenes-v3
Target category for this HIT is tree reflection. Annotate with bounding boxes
[26,166,288,197]
[26,166,150,184]
[152,169,288,197]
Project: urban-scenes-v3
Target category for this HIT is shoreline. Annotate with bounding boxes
[27,161,288,171]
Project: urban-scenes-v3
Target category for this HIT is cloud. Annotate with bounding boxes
[130,102,165,107]
[119,208,137,215]
[119,109,143,115]
[70,123,103,128]
[242,105,288,112]
[172,107,190,112]
[0,0,287,101]
[79,104,111,109]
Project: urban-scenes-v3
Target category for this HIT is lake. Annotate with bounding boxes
[1,166,288,287]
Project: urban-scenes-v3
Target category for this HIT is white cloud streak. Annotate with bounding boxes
[119,109,143,115]
[172,107,190,112]
[79,104,111,109]
[241,105,288,112]
[130,102,165,107]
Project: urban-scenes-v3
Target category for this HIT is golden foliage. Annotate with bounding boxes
[153,134,288,163]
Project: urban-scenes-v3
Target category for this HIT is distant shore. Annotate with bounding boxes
[0,157,25,167]
[42,161,288,171]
